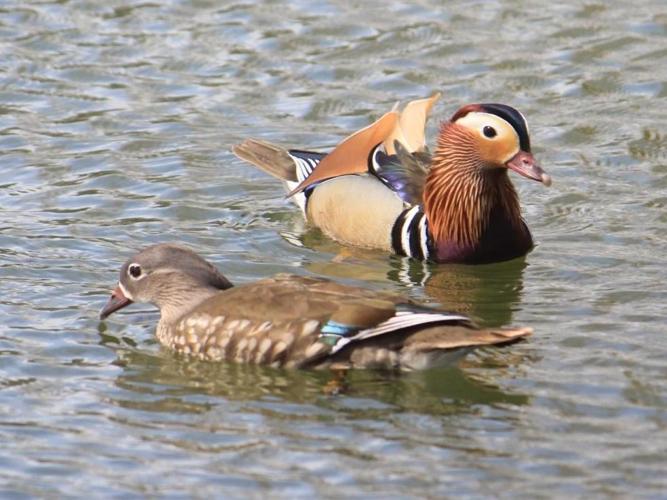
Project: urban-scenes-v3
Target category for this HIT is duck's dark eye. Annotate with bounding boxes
[128,264,142,279]
[483,126,497,138]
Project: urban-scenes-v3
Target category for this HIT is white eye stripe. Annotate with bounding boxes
[457,112,520,141]
[118,280,134,300]
[516,109,529,134]
[455,111,521,163]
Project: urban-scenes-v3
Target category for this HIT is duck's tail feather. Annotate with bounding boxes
[233,139,298,182]
[403,324,532,355]
[438,325,533,349]
[398,325,532,371]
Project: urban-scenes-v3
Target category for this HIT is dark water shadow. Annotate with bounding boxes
[392,257,528,327]
[297,228,527,327]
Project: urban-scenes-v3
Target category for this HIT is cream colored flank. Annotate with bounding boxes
[306,175,405,250]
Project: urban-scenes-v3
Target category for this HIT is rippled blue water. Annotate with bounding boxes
[1,0,666,497]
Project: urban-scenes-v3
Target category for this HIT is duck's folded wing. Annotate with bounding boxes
[327,303,471,354]
[320,299,531,356]
[287,111,399,196]
[383,92,441,155]
[286,149,327,183]
[370,93,440,205]
[370,140,432,205]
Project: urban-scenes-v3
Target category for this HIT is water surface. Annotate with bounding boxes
[0,0,666,497]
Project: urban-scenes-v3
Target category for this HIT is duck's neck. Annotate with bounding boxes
[423,123,528,263]
[154,282,229,345]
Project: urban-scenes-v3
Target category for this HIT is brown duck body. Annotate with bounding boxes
[233,94,550,264]
[100,244,532,371]
[156,274,519,370]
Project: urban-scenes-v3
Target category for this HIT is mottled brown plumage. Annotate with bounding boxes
[100,244,532,371]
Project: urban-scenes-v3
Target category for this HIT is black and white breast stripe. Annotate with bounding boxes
[391,205,431,261]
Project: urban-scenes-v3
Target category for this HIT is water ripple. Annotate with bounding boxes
[0,0,666,497]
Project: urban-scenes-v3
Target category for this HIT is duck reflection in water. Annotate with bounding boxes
[302,243,527,328]
[97,338,529,416]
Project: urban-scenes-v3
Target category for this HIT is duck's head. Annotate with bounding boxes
[442,103,551,186]
[99,244,233,322]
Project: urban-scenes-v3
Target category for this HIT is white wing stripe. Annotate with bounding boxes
[331,311,468,353]
[306,157,319,170]
[289,155,307,181]
[298,158,310,181]
[289,154,323,183]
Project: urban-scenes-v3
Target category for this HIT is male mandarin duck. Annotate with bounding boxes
[233,93,551,264]
[99,244,531,371]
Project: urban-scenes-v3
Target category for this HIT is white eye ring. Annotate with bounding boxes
[128,263,143,279]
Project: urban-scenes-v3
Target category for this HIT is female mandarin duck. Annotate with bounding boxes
[233,94,551,264]
[100,244,531,371]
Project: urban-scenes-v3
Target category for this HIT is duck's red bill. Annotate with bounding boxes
[506,151,552,186]
[100,284,133,320]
